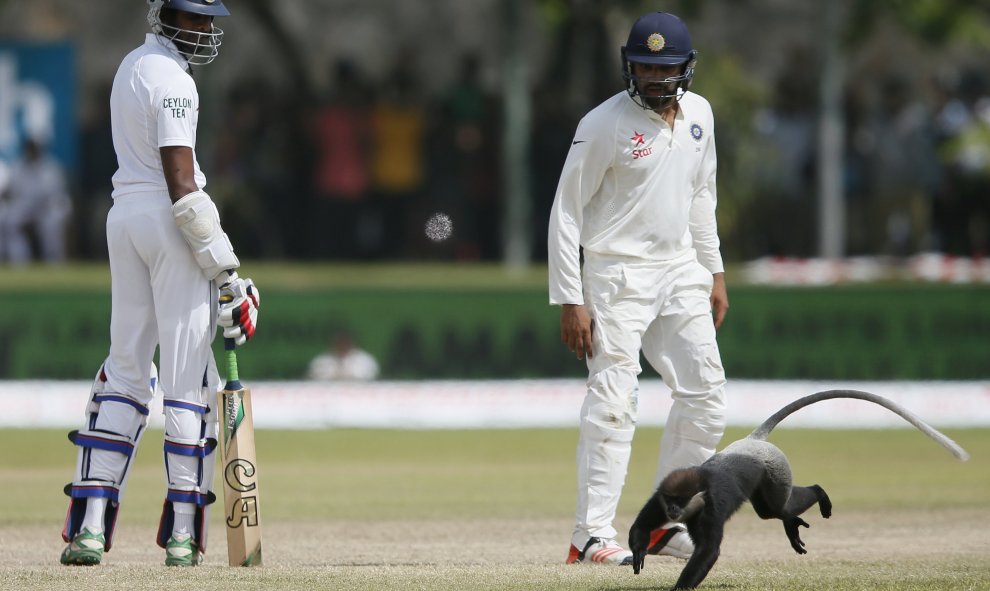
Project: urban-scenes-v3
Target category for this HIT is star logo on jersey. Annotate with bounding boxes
[631,132,653,159]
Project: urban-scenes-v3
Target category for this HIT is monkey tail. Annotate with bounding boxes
[748,389,970,461]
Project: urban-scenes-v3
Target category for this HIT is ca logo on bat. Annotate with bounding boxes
[224,458,259,527]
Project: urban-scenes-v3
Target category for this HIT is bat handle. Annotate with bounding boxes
[224,338,239,382]
[219,294,240,381]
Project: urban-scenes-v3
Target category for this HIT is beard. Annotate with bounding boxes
[639,83,679,111]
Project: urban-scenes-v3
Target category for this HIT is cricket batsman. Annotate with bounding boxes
[60,0,260,567]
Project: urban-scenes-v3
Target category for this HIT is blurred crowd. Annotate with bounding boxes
[3,20,990,266]
[743,52,990,261]
[57,54,519,264]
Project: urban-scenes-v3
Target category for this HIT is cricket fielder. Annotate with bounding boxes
[61,0,260,567]
[548,12,728,566]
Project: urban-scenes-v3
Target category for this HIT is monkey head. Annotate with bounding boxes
[660,468,707,522]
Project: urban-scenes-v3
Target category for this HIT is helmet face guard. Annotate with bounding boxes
[147,0,229,66]
[620,12,697,110]
[621,48,697,111]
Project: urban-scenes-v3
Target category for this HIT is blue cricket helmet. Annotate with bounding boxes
[623,12,695,65]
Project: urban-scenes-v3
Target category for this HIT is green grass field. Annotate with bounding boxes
[2,426,988,590]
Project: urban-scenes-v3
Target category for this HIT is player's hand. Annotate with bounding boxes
[711,272,728,329]
[218,273,260,346]
[560,303,594,360]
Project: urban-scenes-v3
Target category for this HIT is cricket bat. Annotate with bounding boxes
[218,335,263,566]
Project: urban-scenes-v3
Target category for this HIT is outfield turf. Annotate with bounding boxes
[2,427,988,590]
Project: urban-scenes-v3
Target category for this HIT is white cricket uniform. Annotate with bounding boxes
[106,32,218,410]
[98,33,218,531]
[548,91,727,547]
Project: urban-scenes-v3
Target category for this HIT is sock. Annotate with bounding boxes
[81,497,107,534]
[173,502,196,537]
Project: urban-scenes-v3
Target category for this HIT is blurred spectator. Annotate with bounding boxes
[444,54,499,260]
[530,84,574,262]
[1,138,72,265]
[934,71,990,257]
[423,53,500,260]
[368,56,427,258]
[212,79,296,259]
[857,76,940,257]
[308,59,374,259]
[0,158,8,258]
[76,82,115,260]
[307,331,379,381]
[748,46,818,257]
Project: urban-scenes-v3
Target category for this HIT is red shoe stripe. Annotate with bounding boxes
[591,547,622,562]
[566,545,580,564]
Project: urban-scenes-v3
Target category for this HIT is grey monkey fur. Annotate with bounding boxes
[684,388,970,521]
[629,389,970,590]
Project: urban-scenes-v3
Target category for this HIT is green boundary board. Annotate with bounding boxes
[0,284,986,380]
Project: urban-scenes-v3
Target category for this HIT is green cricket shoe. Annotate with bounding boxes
[60,528,105,566]
[165,532,202,567]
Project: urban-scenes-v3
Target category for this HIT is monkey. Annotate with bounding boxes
[628,389,970,590]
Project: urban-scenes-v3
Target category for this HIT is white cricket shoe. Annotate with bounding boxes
[566,537,633,565]
[646,524,694,559]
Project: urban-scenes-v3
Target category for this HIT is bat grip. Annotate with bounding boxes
[219,293,240,381]
[224,338,239,381]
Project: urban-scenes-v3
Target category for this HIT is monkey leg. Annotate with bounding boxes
[784,484,832,518]
[628,493,668,574]
[674,520,723,590]
[749,493,780,520]
[782,516,810,554]
[781,485,831,554]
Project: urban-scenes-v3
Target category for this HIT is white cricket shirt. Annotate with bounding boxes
[110,34,205,199]
[548,91,723,305]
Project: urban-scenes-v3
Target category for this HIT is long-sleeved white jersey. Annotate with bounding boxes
[548,91,723,305]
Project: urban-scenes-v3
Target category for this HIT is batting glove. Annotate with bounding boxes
[217,272,260,346]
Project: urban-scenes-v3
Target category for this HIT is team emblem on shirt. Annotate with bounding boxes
[647,33,665,52]
[690,123,703,141]
[631,131,646,146]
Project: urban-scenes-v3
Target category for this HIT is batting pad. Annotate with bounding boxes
[63,364,153,550]
[157,393,218,552]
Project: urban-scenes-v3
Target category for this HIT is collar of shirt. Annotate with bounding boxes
[144,33,189,70]
[642,102,684,128]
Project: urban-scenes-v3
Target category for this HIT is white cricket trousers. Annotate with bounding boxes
[572,252,726,547]
[104,191,219,445]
